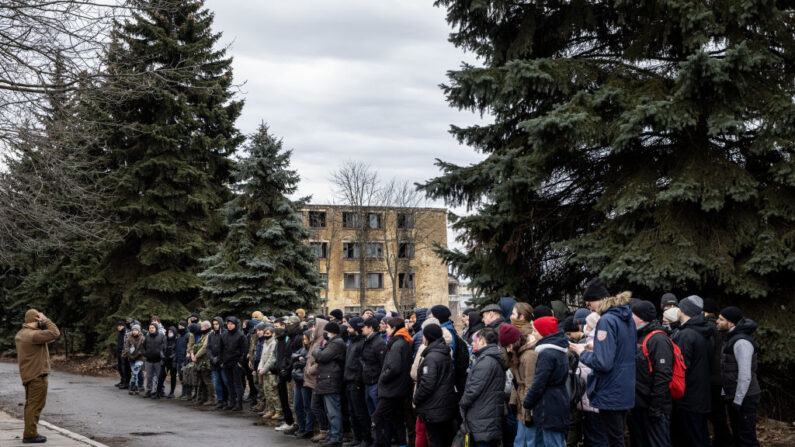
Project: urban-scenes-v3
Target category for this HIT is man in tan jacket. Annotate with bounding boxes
[14,308,60,444]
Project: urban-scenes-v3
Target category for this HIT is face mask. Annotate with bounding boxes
[168,334,174,339]
[323,333,330,341]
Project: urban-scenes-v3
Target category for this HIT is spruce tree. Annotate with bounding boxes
[88,0,243,321]
[199,124,322,316]
[424,0,794,359]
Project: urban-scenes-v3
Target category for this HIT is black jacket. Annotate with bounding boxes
[635,322,673,416]
[175,329,189,363]
[344,334,366,384]
[672,314,713,414]
[292,346,308,385]
[313,336,347,395]
[142,331,165,362]
[361,332,387,386]
[463,313,484,345]
[275,329,291,381]
[413,338,457,423]
[377,333,412,398]
[208,317,225,370]
[164,327,177,365]
[460,343,506,443]
[523,331,570,433]
[221,317,248,367]
[284,325,304,377]
[721,318,761,401]
[705,314,725,386]
[116,328,127,355]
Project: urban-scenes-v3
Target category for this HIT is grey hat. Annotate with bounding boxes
[131,324,141,332]
[481,304,502,314]
[679,295,704,317]
[660,292,678,308]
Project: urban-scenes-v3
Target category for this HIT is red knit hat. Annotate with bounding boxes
[533,316,558,337]
[499,324,522,347]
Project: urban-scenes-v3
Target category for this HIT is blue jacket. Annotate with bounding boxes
[411,308,428,359]
[579,304,636,410]
[440,320,457,353]
[523,331,570,433]
[175,332,189,363]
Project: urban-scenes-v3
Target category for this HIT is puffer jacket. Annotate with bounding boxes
[142,331,165,362]
[344,334,366,384]
[579,304,636,410]
[509,336,539,424]
[313,335,347,395]
[377,328,412,398]
[257,336,277,374]
[123,332,145,362]
[303,318,327,390]
[361,331,386,386]
[459,343,506,444]
[635,322,674,415]
[220,317,248,367]
[292,346,308,385]
[413,338,457,423]
[523,331,570,433]
[207,317,225,370]
[672,314,713,414]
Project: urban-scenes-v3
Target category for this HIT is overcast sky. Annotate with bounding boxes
[205,0,485,217]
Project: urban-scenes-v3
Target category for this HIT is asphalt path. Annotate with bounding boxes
[0,362,302,446]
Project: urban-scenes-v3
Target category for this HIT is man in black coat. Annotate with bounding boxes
[344,317,371,447]
[671,296,712,447]
[460,327,506,446]
[115,321,129,389]
[220,316,248,411]
[413,324,457,447]
[313,321,347,447]
[629,301,674,447]
[142,322,166,398]
[207,317,227,407]
[158,326,178,398]
[373,317,412,447]
[361,317,386,418]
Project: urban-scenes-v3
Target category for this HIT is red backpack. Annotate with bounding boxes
[640,330,686,399]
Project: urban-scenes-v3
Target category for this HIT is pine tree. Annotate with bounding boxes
[87,0,243,322]
[424,0,794,351]
[199,124,322,316]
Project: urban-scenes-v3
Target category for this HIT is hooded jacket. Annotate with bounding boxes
[634,321,673,416]
[303,318,327,389]
[123,331,145,362]
[721,318,760,404]
[142,330,166,362]
[672,314,713,414]
[207,317,225,370]
[164,326,177,365]
[377,328,412,398]
[361,330,387,386]
[175,325,189,363]
[257,335,277,374]
[523,331,571,433]
[314,334,347,394]
[344,333,366,384]
[578,297,637,411]
[292,345,308,385]
[274,327,290,381]
[459,343,506,443]
[221,317,248,367]
[463,311,484,345]
[413,338,457,423]
[411,307,429,358]
[499,297,517,320]
[284,321,304,378]
[509,336,539,424]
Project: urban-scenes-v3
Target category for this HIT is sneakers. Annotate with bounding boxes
[274,423,292,432]
[283,425,298,435]
[312,430,328,443]
[295,431,314,439]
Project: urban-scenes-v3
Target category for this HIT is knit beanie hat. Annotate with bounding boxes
[348,316,365,333]
[573,308,590,326]
[583,278,610,302]
[531,305,553,320]
[330,309,343,321]
[24,309,39,324]
[255,322,267,331]
[296,308,306,320]
[679,295,704,317]
[131,324,141,332]
[631,300,657,323]
[719,306,743,324]
[499,324,522,347]
[533,316,558,337]
[702,298,718,314]
[423,323,443,343]
[663,308,679,324]
[325,321,341,335]
[430,305,452,323]
[363,317,380,330]
[660,293,678,309]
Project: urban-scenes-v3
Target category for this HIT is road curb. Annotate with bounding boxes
[39,419,108,447]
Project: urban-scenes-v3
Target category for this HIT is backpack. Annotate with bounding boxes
[565,352,586,409]
[641,330,686,400]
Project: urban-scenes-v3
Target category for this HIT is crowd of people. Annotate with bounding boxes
[114,277,761,447]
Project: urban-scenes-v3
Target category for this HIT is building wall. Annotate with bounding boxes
[302,205,448,314]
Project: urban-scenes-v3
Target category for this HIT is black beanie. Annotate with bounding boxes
[363,317,380,330]
[720,306,743,324]
[532,305,553,319]
[430,305,452,323]
[583,278,610,302]
[330,309,343,321]
[703,298,718,314]
[631,300,657,323]
[325,321,341,335]
[423,324,443,343]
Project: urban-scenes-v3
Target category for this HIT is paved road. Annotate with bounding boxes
[0,362,300,447]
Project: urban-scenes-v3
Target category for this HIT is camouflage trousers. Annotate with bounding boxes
[259,373,279,413]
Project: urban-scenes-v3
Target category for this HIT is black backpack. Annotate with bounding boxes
[453,332,470,391]
[566,351,586,409]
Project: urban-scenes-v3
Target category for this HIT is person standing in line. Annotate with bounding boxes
[703,298,733,447]
[344,317,373,447]
[221,316,248,411]
[115,321,129,389]
[313,321,347,447]
[361,317,387,418]
[717,307,761,447]
[459,327,506,447]
[142,322,166,399]
[413,323,458,447]
[174,321,189,397]
[570,280,636,447]
[15,309,60,444]
[373,317,412,447]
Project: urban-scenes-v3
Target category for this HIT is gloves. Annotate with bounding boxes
[732,402,742,412]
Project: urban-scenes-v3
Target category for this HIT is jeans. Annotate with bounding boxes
[145,361,161,394]
[224,365,244,405]
[130,360,143,388]
[504,405,517,447]
[628,407,670,447]
[346,384,372,442]
[582,412,608,447]
[514,423,537,447]
[599,410,627,447]
[671,409,709,447]
[294,385,314,432]
[311,389,329,430]
[117,353,129,384]
[535,429,565,447]
[323,394,343,442]
[212,369,225,402]
[365,384,379,416]
[278,378,294,425]
[728,394,760,447]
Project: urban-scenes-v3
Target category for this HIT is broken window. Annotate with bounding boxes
[344,273,360,289]
[343,242,360,259]
[308,211,326,228]
[397,213,414,229]
[366,242,383,258]
[343,212,358,228]
[398,242,414,259]
[309,242,327,258]
[398,273,415,289]
[368,213,382,229]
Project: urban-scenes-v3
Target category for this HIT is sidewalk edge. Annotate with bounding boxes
[39,419,108,447]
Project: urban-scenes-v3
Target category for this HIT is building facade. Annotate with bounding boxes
[301,204,448,315]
